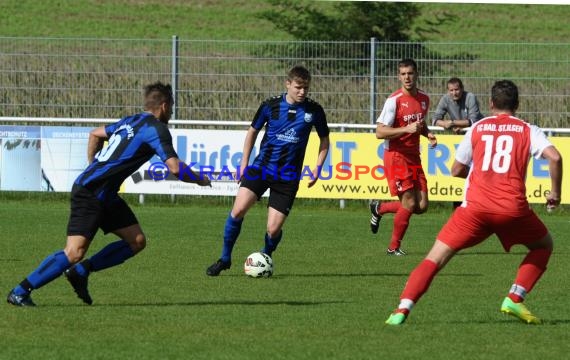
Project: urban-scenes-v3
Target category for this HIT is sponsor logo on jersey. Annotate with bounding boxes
[277,128,300,143]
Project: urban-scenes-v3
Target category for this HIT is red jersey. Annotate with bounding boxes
[377,88,430,155]
[456,114,552,215]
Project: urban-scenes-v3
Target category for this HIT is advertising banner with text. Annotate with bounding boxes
[297,132,569,204]
[0,126,567,204]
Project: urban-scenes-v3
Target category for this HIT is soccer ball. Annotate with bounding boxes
[244,252,273,278]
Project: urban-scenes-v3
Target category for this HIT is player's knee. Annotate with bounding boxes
[129,233,147,254]
[64,246,87,264]
[415,203,428,214]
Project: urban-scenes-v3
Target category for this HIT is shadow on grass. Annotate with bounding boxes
[274,272,482,278]
[42,299,348,307]
[456,252,527,256]
[440,318,570,325]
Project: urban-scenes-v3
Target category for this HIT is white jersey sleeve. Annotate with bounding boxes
[455,126,474,165]
[377,97,397,126]
[529,125,553,159]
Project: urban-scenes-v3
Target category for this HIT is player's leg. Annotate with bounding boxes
[369,151,401,234]
[414,169,429,215]
[221,187,258,259]
[385,240,456,325]
[262,180,296,257]
[369,200,400,234]
[386,189,415,255]
[7,184,98,306]
[386,207,489,324]
[207,171,264,276]
[263,207,287,257]
[65,196,139,304]
[497,213,551,324]
[7,235,91,307]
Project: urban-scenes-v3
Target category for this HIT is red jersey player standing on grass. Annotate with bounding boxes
[369,58,437,255]
[385,80,563,325]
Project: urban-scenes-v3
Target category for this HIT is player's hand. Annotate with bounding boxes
[232,172,242,184]
[427,133,437,148]
[307,167,321,188]
[405,121,422,134]
[197,175,212,187]
[546,193,560,212]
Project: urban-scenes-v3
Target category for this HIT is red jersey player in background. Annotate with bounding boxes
[385,80,563,325]
[369,58,437,255]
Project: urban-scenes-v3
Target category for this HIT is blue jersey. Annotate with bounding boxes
[251,94,329,177]
[75,112,177,200]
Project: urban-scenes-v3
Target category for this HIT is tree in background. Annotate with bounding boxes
[263,1,419,42]
[258,1,460,76]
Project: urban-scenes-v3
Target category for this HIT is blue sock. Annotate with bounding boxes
[23,250,71,292]
[88,240,135,272]
[263,231,282,257]
[221,213,243,262]
[74,262,90,277]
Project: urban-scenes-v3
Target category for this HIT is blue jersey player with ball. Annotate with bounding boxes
[206,65,330,276]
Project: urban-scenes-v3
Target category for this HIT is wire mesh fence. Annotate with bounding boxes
[1,37,568,128]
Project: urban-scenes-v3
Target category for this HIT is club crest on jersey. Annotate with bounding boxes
[421,101,427,110]
[304,113,313,123]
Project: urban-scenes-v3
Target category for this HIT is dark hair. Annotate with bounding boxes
[447,77,464,90]
[491,80,519,112]
[287,65,311,84]
[144,82,173,110]
[398,58,418,72]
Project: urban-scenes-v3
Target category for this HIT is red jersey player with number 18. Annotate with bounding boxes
[385,80,563,325]
[369,58,437,256]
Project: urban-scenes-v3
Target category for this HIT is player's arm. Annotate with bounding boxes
[165,157,211,186]
[451,160,470,179]
[238,126,260,182]
[451,128,473,178]
[420,119,437,148]
[376,97,415,139]
[87,126,108,164]
[307,135,330,188]
[542,145,563,207]
[376,123,416,139]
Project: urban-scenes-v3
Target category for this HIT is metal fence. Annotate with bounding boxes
[1,37,568,128]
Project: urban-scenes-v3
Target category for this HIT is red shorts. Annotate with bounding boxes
[437,206,548,252]
[383,151,427,196]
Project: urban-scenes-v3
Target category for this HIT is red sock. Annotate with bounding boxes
[508,248,552,302]
[389,206,412,250]
[379,201,401,215]
[400,259,439,303]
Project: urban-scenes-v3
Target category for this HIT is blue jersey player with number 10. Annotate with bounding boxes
[7,82,211,306]
[206,65,330,276]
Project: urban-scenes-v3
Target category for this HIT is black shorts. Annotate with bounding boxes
[240,167,299,216]
[67,184,138,239]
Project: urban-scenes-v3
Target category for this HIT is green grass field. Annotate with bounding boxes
[2,1,569,43]
[1,2,569,359]
[1,196,568,359]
